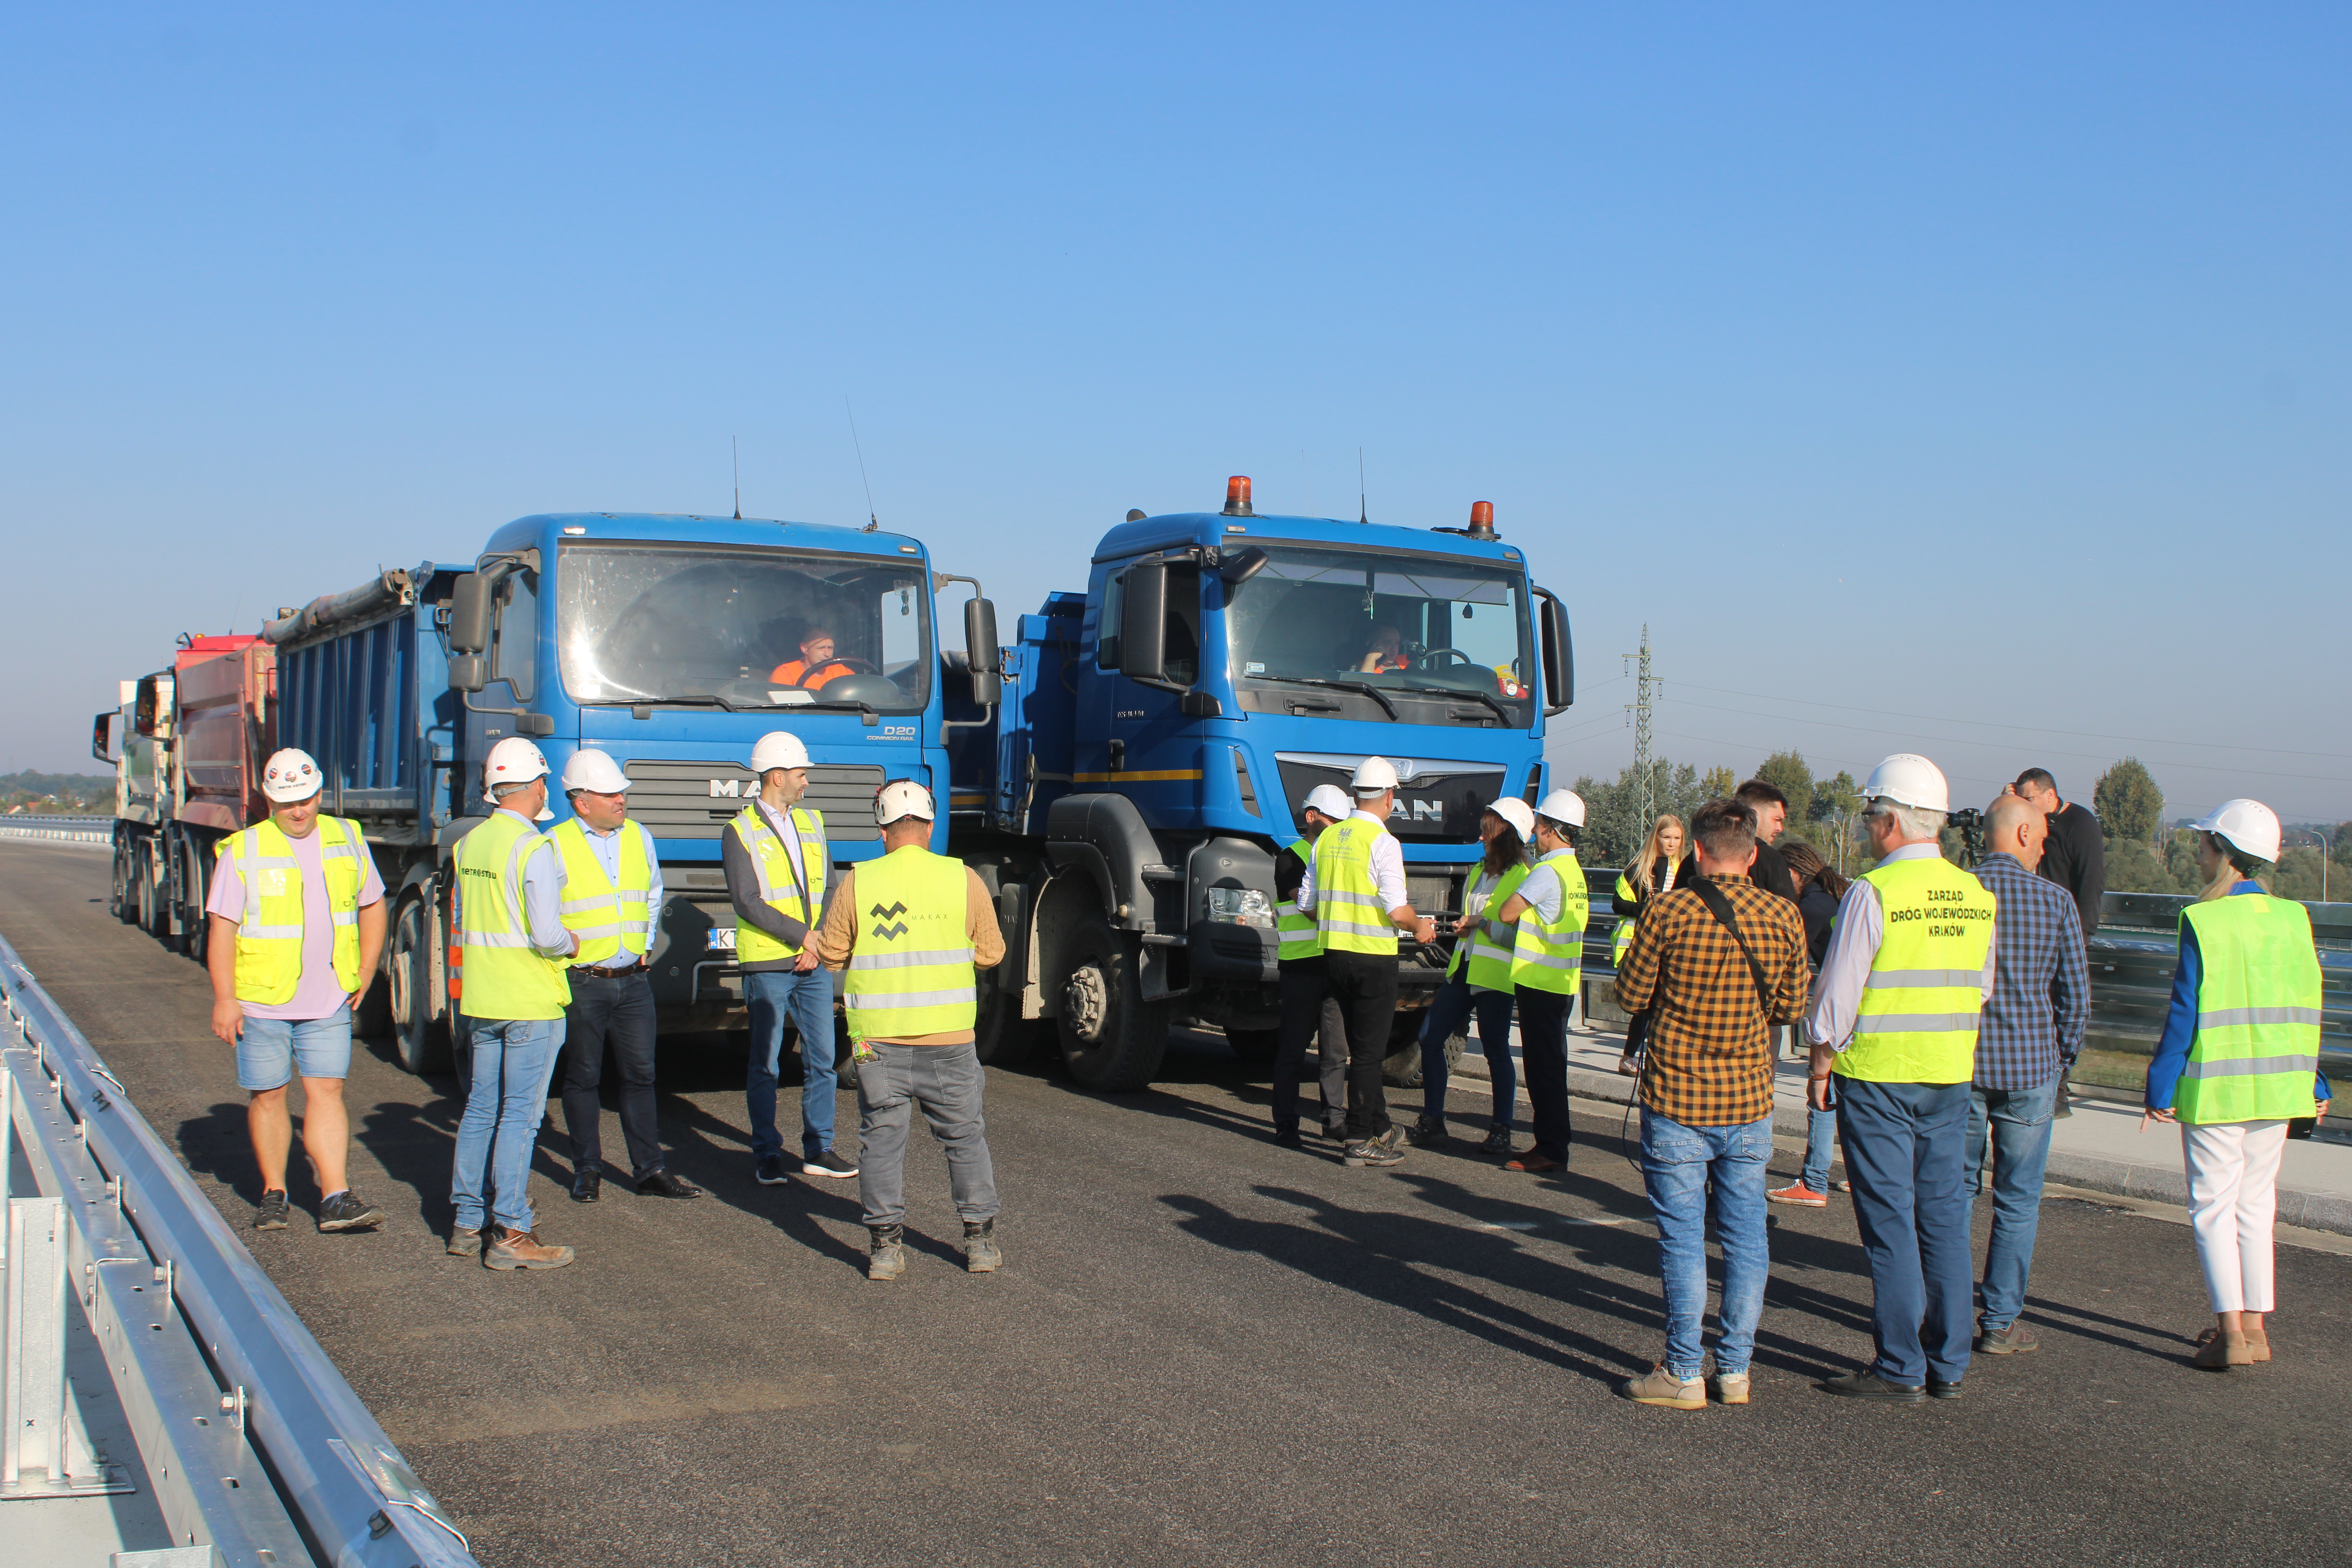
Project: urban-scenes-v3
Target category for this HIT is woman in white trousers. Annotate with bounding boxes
[2140,800,2329,1370]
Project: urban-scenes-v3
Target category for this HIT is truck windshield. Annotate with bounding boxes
[1224,545,1534,724]
[556,542,931,712]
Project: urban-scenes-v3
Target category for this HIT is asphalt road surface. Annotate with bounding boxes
[4,838,2346,1568]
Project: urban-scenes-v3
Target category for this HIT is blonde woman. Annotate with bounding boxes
[2141,800,2331,1369]
[1611,815,1688,1075]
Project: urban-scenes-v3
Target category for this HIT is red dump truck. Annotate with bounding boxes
[94,634,278,966]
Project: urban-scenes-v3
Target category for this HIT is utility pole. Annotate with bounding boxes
[1622,625,1657,836]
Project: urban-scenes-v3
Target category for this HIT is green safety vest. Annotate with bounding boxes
[225,815,366,1005]
[1510,848,1589,994]
[549,817,655,967]
[728,801,828,963]
[455,811,572,1021]
[1833,853,1996,1084]
[1276,838,1322,962]
[1611,872,1638,965]
[842,846,977,1042]
[1312,816,1397,956]
[2173,893,2324,1125]
[1455,861,1533,991]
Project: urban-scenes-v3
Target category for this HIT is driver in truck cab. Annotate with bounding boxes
[769,626,856,691]
[1356,624,1409,674]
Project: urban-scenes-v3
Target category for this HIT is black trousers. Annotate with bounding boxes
[1516,984,1573,1161]
[1322,950,1399,1140]
[1270,958,1350,1135]
[559,970,664,1180]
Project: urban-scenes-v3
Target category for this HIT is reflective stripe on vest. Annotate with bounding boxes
[1312,817,1396,956]
[2173,893,2323,1124]
[1832,855,1995,1084]
[842,846,976,1040]
[1510,849,1588,994]
[550,818,654,967]
[730,802,828,963]
[227,815,366,1006]
[1277,839,1322,962]
[454,812,571,1020]
[1457,861,1534,990]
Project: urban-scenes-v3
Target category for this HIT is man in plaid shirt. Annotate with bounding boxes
[1612,798,1810,1410]
[1966,794,2089,1355]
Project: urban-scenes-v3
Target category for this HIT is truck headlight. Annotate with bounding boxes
[1205,887,1274,928]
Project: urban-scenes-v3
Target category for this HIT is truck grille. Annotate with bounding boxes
[618,759,887,842]
[1274,755,1504,842]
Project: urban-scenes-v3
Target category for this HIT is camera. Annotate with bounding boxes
[1947,806,1987,868]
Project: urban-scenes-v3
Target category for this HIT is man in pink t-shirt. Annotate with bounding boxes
[205,749,389,1233]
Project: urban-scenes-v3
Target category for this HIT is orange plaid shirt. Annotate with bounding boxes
[1613,874,1809,1125]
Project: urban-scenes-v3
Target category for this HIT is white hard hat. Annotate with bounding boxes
[1862,753,1950,814]
[483,737,554,820]
[2191,798,2282,864]
[1351,756,1400,793]
[1536,788,1586,829]
[875,779,935,825]
[561,749,631,795]
[260,748,323,804]
[1303,784,1354,821]
[751,731,810,774]
[1488,797,1537,840]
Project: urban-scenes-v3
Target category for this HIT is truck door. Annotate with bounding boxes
[1093,557,1201,820]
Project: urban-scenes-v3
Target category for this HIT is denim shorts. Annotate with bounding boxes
[236,1006,354,1091]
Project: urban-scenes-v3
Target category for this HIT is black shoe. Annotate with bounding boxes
[1273,1127,1304,1150]
[636,1169,702,1199]
[1403,1114,1447,1148]
[316,1191,384,1232]
[1820,1372,1926,1403]
[1927,1379,1963,1401]
[570,1166,602,1203]
[754,1154,789,1185]
[254,1190,289,1231]
[802,1150,858,1180]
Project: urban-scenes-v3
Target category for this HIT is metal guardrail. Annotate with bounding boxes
[0,814,112,846]
[0,930,479,1567]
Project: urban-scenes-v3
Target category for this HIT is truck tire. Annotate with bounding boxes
[136,842,166,939]
[178,838,211,963]
[388,893,453,1074]
[1055,918,1168,1091]
[1224,1027,1279,1075]
[973,989,1040,1069]
[111,841,133,923]
[1382,1009,1464,1088]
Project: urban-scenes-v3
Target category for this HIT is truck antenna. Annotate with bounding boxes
[846,399,880,532]
[732,435,742,520]
[1357,446,1368,524]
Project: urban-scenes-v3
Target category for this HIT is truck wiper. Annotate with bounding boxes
[1401,684,1512,725]
[581,695,724,709]
[1249,675,1398,721]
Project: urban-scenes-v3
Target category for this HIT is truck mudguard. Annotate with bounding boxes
[1045,793,1168,935]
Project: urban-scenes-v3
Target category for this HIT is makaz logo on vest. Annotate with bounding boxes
[870,901,909,940]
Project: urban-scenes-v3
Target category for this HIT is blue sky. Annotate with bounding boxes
[5,5,2346,823]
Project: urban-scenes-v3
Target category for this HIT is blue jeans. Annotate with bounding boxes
[1419,976,1517,1127]
[1640,1109,1774,1379]
[1965,1073,2060,1332]
[451,1015,566,1232]
[745,967,839,1161]
[1835,1077,1973,1386]
[1800,1103,1838,1192]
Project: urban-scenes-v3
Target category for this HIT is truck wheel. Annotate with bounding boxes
[388,893,452,1074]
[1224,1027,1279,1075]
[178,839,211,962]
[973,989,1040,1069]
[111,842,133,923]
[136,843,166,938]
[1381,1009,1464,1088]
[1055,918,1168,1091]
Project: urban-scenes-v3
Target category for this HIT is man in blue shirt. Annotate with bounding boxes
[1966,795,2089,1354]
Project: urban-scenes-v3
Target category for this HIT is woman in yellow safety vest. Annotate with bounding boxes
[2141,799,2331,1370]
[1610,814,1688,1077]
[1405,799,1537,1156]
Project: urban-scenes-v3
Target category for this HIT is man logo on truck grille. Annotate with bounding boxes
[869,901,908,940]
[708,779,742,797]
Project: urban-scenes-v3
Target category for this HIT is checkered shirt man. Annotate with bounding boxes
[1970,851,2089,1090]
[1614,875,1810,1125]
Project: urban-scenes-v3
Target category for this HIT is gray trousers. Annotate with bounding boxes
[855,1041,1000,1229]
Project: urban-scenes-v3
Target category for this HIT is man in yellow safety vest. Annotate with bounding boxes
[204,748,388,1234]
[1804,753,1997,1401]
[1269,783,1358,1147]
[1492,789,1591,1173]
[809,780,1006,1279]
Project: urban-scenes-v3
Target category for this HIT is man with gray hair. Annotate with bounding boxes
[1804,754,1996,1401]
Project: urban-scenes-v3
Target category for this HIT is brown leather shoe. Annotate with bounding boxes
[486,1226,576,1271]
[1504,1149,1564,1173]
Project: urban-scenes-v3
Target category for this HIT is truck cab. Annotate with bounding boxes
[951,478,1570,1090]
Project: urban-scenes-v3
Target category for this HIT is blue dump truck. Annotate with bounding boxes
[945,477,1572,1090]
[261,510,997,1073]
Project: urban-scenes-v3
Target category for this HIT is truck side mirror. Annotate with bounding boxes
[1120,560,1168,684]
[964,597,1002,706]
[1536,588,1573,714]
[448,571,493,655]
[448,653,488,693]
[1218,546,1269,588]
[91,711,117,764]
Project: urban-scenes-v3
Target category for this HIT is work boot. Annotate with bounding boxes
[1403,1114,1447,1148]
[485,1226,576,1271]
[1479,1125,1513,1156]
[963,1220,1002,1274]
[316,1191,385,1232]
[254,1190,290,1231]
[867,1224,906,1281]
[1622,1365,1705,1410]
[446,1226,483,1258]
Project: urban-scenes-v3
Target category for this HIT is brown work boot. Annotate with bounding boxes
[486,1225,576,1271]
[446,1227,483,1257]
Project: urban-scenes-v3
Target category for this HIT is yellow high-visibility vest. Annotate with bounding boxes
[1511,848,1589,995]
[454,811,571,1021]
[1833,854,1995,1084]
[728,801,828,962]
[1312,816,1397,957]
[224,815,366,1005]
[1456,861,1532,991]
[549,817,655,967]
[842,846,976,1041]
[1277,838,1322,962]
[2173,893,2323,1124]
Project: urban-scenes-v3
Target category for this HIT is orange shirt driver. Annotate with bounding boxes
[769,629,856,690]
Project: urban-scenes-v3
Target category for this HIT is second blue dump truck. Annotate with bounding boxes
[946,477,1572,1090]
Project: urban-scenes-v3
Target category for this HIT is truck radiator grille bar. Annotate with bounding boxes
[619,760,888,842]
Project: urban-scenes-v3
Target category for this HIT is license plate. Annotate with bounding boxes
[706,928,737,952]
